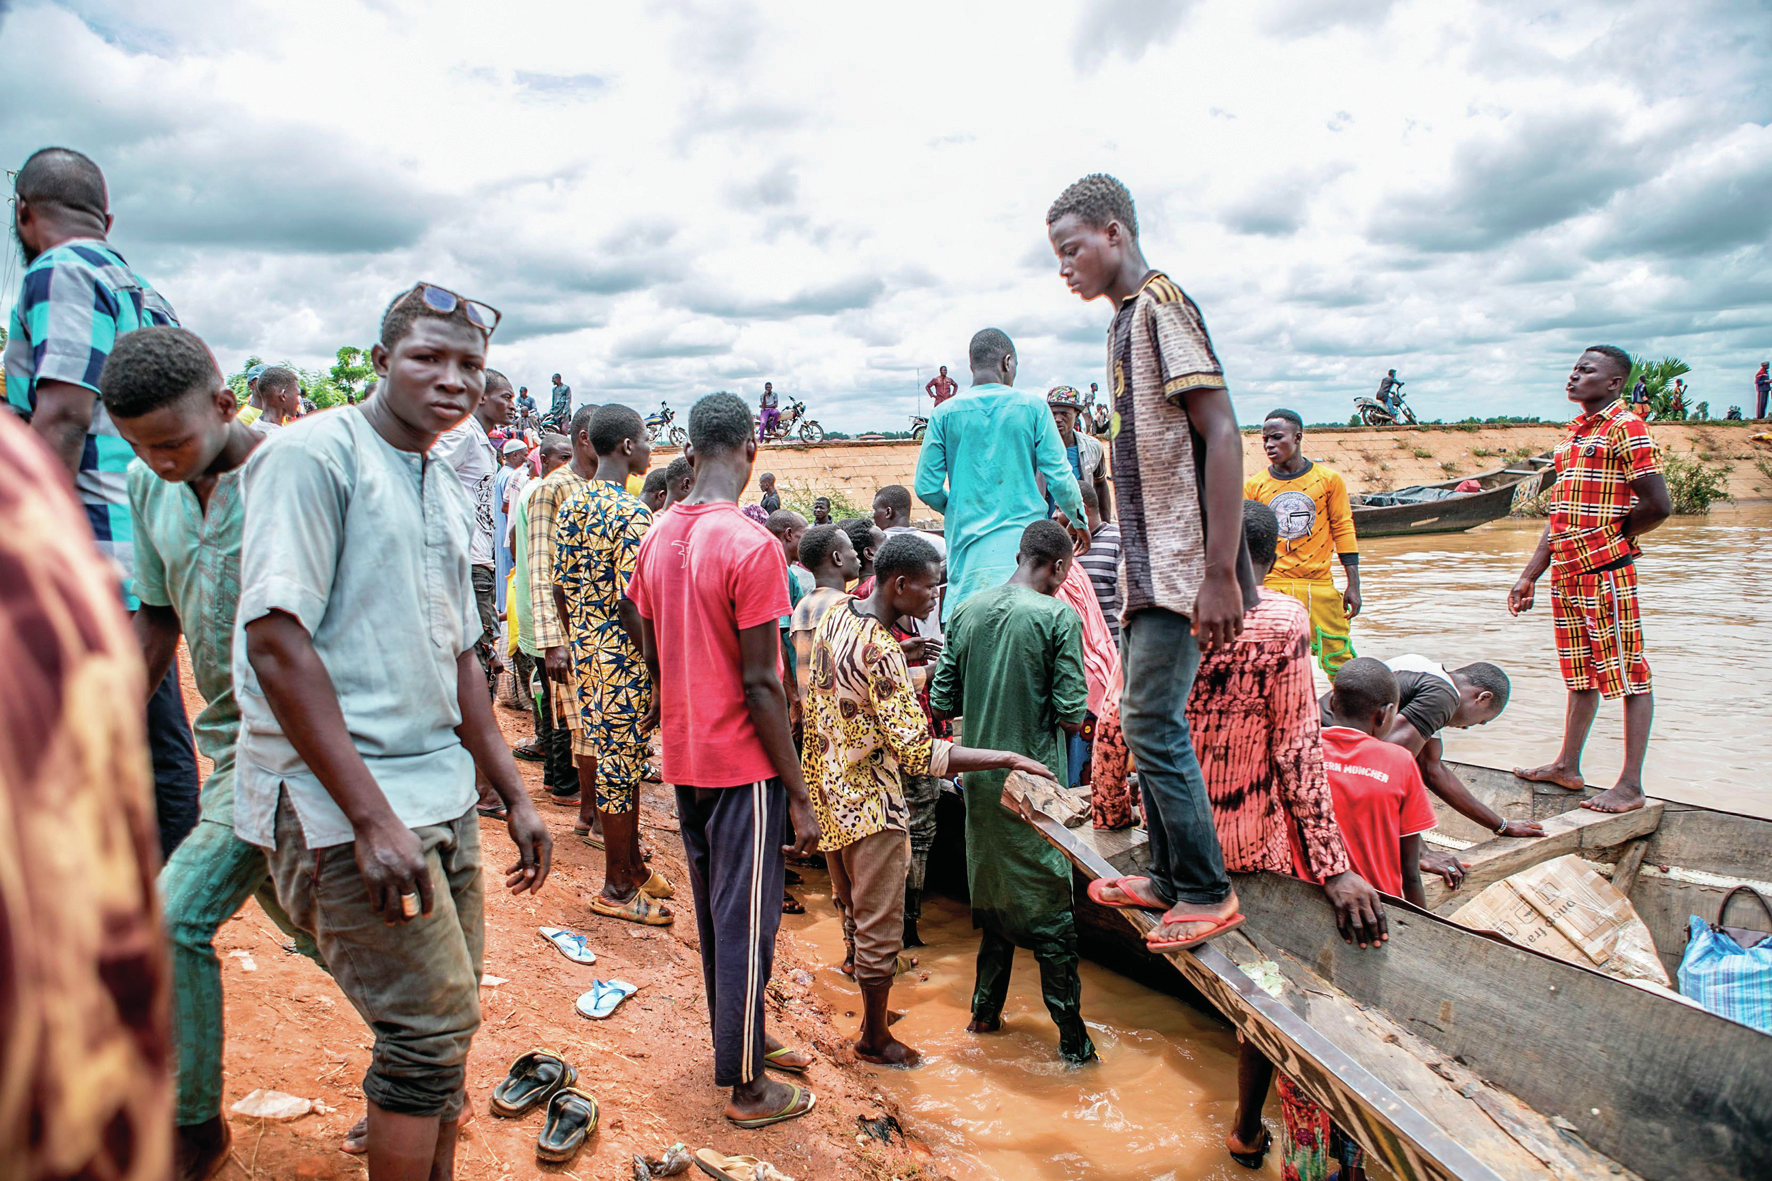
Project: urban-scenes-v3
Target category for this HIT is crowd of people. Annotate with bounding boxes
[4,147,1674,1181]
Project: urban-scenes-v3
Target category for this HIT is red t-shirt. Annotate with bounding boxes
[1305,727,1438,896]
[626,502,791,787]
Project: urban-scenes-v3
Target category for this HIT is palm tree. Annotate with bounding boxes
[1628,355,1691,420]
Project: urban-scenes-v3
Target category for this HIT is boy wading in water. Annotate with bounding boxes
[1245,409,1362,677]
[1510,346,1671,813]
[1047,172,1252,951]
[554,404,674,925]
[803,533,1051,1066]
[931,521,1096,1062]
[100,326,327,1181]
[237,285,552,1180]
[626,392,820,1128]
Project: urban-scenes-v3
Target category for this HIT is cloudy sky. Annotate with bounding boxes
[3,0,1769,431]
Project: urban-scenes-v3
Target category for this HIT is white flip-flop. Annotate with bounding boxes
[575,979,638,1020]
[538,926,597,965]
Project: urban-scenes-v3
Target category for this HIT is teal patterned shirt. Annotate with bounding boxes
[5,239,178,606]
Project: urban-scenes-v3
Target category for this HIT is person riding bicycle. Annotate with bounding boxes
[759,380,781,440]
[1375,369,1402,414]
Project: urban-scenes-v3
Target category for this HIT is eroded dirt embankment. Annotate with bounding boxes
[703,422,1772,519]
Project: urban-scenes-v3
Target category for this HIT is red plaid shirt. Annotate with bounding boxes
[1549,399,1659,578]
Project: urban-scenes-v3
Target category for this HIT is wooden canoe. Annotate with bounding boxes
[1035,761,1772,1181]
[1350,454,1555,538]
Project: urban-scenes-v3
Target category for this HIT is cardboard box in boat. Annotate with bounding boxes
[1451,854,1671,987]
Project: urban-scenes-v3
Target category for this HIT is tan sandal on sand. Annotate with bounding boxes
[693,1148,797,1180]
[588,891,674,926]
[640,871,675,899]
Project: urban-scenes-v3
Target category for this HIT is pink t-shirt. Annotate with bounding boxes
[627,502,791,787]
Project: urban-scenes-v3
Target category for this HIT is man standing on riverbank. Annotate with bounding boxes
[626,392,820,1128]
[1245,409,1360,677]
[913,328,1083,620]
[5,146,200,860]
[925,365,957,406]
[1510,346,1672,814]
[1756,362,1769,420]
[238,286,551,1179]
[1047,385,1113,520]
[1047,171,1251,951]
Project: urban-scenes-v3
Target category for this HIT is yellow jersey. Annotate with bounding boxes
[1244,461,1357,582]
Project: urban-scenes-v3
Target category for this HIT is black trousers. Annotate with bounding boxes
[534,666,575,792]
[677,779,786,1087]
[148,665,200,860]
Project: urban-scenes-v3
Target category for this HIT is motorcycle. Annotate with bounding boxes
[1353,386,1418,427]
[539,408,570,435]
[646,403,687,447]
[757,398,825,444]
[910,413,928,441]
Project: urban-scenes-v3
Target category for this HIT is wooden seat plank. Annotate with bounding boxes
[1422,800,1663,911]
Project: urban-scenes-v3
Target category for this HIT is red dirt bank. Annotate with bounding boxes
[182,669,936,1181]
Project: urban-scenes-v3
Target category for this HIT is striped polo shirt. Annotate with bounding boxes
[5,239,179,606]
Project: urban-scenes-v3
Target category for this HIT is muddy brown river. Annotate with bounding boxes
[782,503,1772,1181]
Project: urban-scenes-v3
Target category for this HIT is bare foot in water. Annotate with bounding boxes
[1514,761,1585,791]
[966,1015,1002,1034]
[856,1035,922,1067]
[1582,781,1646,813]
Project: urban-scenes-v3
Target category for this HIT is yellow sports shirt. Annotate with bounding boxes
[1244,461,1357,582]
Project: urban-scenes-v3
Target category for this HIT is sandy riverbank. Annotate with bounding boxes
[675,422,1772,519]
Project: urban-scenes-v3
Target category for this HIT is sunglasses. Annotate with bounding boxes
[407,282,501,336]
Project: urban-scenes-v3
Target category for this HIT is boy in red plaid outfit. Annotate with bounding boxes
[1509,346,1671,813]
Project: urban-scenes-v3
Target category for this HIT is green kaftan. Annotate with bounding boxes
[929,583,1089,941]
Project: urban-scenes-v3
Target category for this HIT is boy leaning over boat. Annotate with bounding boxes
[1509,346,1672,815]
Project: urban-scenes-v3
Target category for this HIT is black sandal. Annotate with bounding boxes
[1228,1128,1272,1169]
[536,1087,599,1163]
[489,1049,575,1119]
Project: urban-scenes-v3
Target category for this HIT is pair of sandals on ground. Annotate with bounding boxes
[1086,876,1244,951]
[492,1041,817,1166]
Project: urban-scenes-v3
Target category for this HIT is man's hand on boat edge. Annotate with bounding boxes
[1322,871,1388,948]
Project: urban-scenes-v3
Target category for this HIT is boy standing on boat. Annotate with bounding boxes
[1047,171,1252,951]
[1510,346,1671,814]
[1244,409,1361,677]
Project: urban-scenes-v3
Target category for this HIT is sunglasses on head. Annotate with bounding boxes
[406,282,501,336]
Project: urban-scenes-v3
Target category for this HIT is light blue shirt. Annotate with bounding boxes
[130,459,246,822]
[914,383,1083,621]
[232,407,481,849]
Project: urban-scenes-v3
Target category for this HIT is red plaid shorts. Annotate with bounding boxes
[1551,563,1651,699]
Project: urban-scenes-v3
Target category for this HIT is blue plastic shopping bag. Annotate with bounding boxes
[1677,886,1772,1035]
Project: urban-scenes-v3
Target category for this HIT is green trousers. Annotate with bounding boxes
[971,917,1097,1064]
[161,816,322,1125]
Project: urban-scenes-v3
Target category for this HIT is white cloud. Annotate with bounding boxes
[3,0,1769,429]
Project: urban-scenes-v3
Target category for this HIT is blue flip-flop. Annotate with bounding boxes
[538,926,597,965]
[575,979,638,1020]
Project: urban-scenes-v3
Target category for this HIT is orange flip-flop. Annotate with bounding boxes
[1145,910,1244,952]
[1086,876,1163,910]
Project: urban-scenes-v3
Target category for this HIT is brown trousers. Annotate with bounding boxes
[826,827,910,986]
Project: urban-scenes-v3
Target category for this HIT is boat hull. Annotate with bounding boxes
[1048,762,1772,1181]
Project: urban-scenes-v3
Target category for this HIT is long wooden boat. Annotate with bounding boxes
[1351,454,1555,539]
[1031,761,1772,1181]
